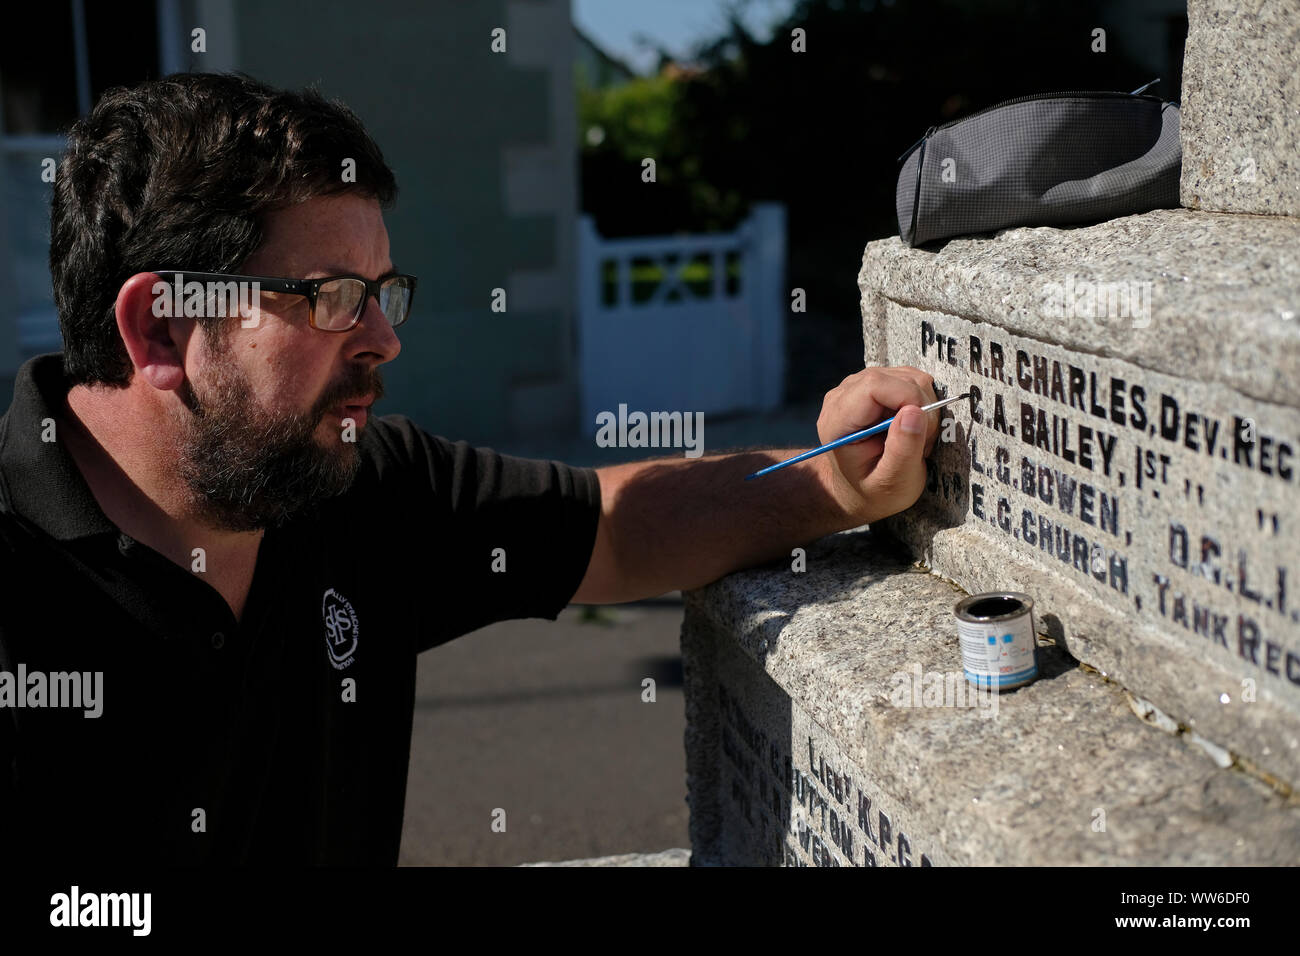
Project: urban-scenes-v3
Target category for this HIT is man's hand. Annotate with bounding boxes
[816,366,940,525]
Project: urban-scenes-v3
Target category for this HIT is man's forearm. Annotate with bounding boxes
[573,367,939,605]
[588,447,869,602]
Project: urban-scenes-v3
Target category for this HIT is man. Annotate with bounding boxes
[0,73,938,865]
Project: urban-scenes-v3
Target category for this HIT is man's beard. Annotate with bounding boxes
[175,330,383,532]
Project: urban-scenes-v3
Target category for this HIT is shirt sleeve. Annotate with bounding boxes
[358,415,603,653]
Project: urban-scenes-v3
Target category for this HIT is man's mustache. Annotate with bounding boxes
[177,370,385,422]
[315,373,385,420]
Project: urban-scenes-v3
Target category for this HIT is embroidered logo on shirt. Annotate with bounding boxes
[322,588,359,670]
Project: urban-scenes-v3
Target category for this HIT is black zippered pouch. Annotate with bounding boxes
[895,87,1181,247]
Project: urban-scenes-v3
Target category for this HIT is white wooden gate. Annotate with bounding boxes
[577,203,785,428]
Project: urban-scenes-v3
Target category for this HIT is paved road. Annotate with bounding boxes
[399,597,691,866]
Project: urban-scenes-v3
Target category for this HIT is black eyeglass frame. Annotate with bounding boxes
[148,269,417,331]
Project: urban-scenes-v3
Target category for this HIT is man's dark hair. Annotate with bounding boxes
[50,71,398,388]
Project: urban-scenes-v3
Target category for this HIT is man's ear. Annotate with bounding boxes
[114,272,190,392]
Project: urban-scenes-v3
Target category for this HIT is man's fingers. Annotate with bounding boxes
[845,372,933,429]
[884,365,937,397]
[817,365,940,453]
[847,434,886,471]
[881,369,941,456]
[867,404,929,504]
[816,366,943,522]
[923,425,939,458]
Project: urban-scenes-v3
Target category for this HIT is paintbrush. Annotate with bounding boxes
[744,393,971,480]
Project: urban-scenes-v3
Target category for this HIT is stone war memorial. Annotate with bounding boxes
[682,0,1300,866]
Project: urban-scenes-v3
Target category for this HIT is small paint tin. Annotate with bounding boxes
[954,592,1038,691]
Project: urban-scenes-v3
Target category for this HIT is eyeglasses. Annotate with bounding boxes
[149,270,417,332]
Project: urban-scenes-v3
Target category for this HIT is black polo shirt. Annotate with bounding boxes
[0,352,601,866]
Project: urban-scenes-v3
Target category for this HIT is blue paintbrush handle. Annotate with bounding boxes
[744,393,970,481]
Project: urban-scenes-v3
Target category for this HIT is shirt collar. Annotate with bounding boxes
[0,351,119,541]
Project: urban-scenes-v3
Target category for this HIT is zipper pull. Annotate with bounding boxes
[897,126,937,164]
[1129,78,1160,96]
[897,134,925,164]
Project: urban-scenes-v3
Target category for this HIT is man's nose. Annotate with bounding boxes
[350,294,402,363]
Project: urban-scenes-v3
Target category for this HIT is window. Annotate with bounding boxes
[1,0,175,363]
